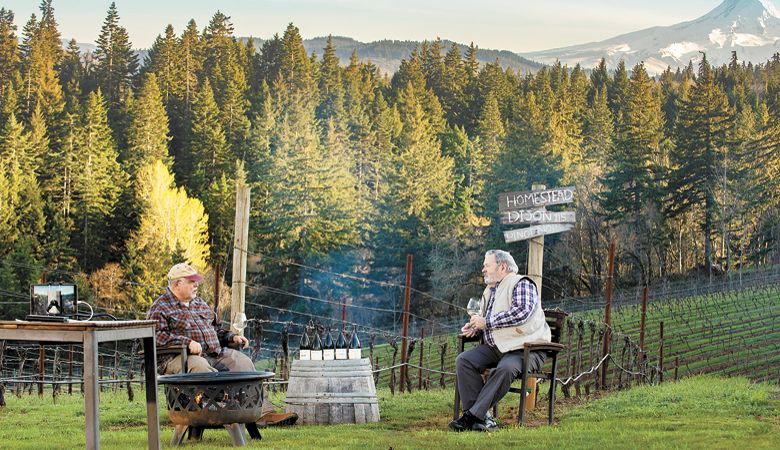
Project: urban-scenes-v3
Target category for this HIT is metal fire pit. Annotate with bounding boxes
[158,371,275,446]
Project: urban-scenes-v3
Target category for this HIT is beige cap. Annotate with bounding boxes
[167,263,203,282]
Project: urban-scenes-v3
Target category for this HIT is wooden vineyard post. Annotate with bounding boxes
[601,241,615,390]
[418,327,425,390]
[399,254,413,393]
[659,321,665,384]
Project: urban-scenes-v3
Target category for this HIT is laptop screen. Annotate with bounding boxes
[30,284,77,317]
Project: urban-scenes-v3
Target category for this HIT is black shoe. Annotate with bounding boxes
[448,412,478,432]
[471,417,498,432]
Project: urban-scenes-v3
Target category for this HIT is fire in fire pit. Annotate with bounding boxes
[158,371,275,446]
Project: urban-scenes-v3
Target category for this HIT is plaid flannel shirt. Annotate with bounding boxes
[483,277,537,348]
[146,288,234,371]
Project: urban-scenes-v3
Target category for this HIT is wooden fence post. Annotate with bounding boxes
[639,285,648,351]
[38,345,45,398]
[418,327,425,390]
[68,345,73,395]
[439,341,448,388]
[659,321,665,384]
[400,254,413,393]
[601,241,615,390]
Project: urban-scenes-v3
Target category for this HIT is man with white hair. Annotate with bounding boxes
[449,250,551,432]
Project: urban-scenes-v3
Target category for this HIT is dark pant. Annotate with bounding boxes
[455,344,545,420]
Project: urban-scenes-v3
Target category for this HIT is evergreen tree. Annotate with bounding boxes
[475,90,504,168]
[124,73,171,180]
[60,39,83,99]
[72,89,126,270]
[600,62,665,282]
[143,24,179,106]
[277,23,317,106]
[93,2,138,112]
[582,87,614,167]
[202,11,250,152]
[609,60,630,125]
[19,3,64,122]
[317,35,345,122]
[27,101,50,173]
[667,55,735,275]
[439,43,468,127]
[255,88,361,263]
[386,82,455,247]
[0,8,21,112]
[187,78,230,194]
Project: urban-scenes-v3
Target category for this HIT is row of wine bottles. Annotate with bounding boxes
[299,327,361,360]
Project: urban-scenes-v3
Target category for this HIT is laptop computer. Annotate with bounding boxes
[25,284,77,322]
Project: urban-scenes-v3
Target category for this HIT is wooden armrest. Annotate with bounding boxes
[523,342,565,353]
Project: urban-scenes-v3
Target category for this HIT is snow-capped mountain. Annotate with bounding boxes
[522,0,780,74]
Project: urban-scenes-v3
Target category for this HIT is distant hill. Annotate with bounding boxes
[64,36,543,75]
[242,36,543,75]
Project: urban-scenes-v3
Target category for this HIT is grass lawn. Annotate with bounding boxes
[0,375,777,449]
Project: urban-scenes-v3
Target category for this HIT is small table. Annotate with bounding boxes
[0,320,160,450]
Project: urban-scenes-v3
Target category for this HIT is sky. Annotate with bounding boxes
[1,0,736,53]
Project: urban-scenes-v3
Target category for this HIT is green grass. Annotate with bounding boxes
[0,375,777,449]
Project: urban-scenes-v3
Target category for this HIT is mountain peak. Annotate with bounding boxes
[704,0,779,20]
[523,0,780,74]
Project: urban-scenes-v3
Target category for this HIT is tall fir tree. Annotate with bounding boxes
[600,62,665,283]
[186,78,230,195]
[93,2,138,114]
[124,73,171,180]
[72,89,126,270]
[0,8,21,116]
[667,55,735,275]
[202,11,250,153]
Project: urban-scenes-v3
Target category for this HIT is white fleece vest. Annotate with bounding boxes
[481,273,551,353]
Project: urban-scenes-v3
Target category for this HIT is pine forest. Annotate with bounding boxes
[1,1,780,326]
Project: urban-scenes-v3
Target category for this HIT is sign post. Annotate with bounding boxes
[497,183,576,412]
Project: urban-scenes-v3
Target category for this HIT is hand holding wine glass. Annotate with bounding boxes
[462,298,481,337]
[466,298,480,316]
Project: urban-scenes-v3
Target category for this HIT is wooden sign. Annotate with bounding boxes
[501,209,576,225]
[503,223,574,243]
[498,186,575,212]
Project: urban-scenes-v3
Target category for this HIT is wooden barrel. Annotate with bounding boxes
[284,358,380,424]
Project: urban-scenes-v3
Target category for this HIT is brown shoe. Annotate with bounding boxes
[257,412,298,427]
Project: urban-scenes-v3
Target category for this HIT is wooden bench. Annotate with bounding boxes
[453,308,568,425]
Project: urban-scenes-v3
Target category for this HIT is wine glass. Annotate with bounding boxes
[466,298,481,317]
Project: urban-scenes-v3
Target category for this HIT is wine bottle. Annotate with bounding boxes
[348,327,361,359]
[310,329,323,361]
[335,328,348,360]
[298,330,311,360]
[323,329,335,360]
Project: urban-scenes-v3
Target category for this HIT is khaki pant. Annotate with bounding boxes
[163,348,275,415]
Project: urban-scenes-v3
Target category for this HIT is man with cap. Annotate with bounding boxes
[147,262,298,427]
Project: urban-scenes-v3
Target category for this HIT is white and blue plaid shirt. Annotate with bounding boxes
[483,277,538,348]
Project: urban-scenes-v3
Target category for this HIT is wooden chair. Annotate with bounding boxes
[453,308,568,426]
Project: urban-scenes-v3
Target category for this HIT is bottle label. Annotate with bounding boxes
[323,349,335,360]
[299,350,311,360]
[348,348,361,359]
[335,349,347,359]
[310,350,323,361]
